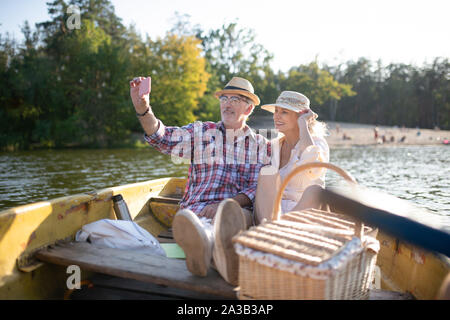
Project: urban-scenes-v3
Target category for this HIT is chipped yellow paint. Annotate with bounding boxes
[148,177,185,227]
[158,178,187,198]
[377,231,450,299]
[150,202,179,227]
[0,177,185,299]
[1,175,448,300]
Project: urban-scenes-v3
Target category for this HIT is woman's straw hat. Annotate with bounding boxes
[215,77,260,106]
[261,91,310,113]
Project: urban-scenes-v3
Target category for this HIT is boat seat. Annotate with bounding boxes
[35,242,237,299]
[149,196,180,205]
[35,242,415,300]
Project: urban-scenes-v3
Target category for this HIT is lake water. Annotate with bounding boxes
[1,145,449,229]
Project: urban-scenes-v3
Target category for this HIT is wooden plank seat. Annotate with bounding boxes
[35,242,237,299]
[149,196,180,205]
[156,229,176,243]
[35,242,413,300]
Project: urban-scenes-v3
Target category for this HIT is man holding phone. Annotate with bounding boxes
[130,76,270,285]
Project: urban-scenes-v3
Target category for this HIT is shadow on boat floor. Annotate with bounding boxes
[70,273,230,300]
[70,273,415,300]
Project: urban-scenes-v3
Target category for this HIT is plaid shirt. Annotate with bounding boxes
[144,120,271,214]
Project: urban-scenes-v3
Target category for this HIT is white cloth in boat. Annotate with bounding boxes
[270,135,329,214]
[75,219,166,256]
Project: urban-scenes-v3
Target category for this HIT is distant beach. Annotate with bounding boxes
[248,115,450,148]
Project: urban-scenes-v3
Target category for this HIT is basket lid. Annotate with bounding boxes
[282,209,355,230]
[233,214,356,266]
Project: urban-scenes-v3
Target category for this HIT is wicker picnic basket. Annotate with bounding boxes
[233,162,379,300]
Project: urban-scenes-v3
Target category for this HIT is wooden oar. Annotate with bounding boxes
[320,185,450,257]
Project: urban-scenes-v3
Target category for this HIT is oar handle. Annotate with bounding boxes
[321,187,450,257]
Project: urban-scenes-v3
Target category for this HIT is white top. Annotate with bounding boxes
[269,135,330,213]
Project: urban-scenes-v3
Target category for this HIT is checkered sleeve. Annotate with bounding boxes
[144,120,196,159]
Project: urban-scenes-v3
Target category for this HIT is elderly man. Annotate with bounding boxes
[130,76,270,285]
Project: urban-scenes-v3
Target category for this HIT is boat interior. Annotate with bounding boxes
[1,177,448,300]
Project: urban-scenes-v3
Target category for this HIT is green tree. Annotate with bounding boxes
[0,32,26,149]
[196,22,275,118]
[381,63,417,127]
[144,34,210,126]
[33,0,135,147]
[281,62,355,120]
[333,58,379,123]
[2,1,449,151]
[413,58,449,129]
[199,22,273,83]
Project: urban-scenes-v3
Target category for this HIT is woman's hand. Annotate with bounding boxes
[130,77,150,114]
[297,109,317,150]
[297,109,317,126]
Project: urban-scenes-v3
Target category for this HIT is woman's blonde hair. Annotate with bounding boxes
[309,119,329,138]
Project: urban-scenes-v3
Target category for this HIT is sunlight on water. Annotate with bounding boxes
[328,146,450,230]
[1,145,449,229]
[0,148,189,210]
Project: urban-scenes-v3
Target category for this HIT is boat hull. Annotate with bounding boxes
[0,177,448,299]
[0,177,184,299]
[377,231,449,299]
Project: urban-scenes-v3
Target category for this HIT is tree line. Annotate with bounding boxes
[1,0,448,150]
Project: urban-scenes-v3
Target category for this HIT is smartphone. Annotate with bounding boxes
[139,77,151,97]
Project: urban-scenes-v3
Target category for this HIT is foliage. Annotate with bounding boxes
[281,62,356,119]
[0,1,448,150]
[145,34,210,126]
[325,57,449,129]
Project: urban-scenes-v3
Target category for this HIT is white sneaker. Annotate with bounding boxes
[172,209,213,277]
[213,199,246,285]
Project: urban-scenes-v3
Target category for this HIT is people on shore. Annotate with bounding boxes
[129,76,270,285]
[255,91,329,222]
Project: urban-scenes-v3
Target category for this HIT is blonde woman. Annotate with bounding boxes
[256,91,329,222]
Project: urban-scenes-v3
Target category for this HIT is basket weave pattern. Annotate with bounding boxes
[234,163,379,300]
[238,251,377,300]
[234,210,378,300]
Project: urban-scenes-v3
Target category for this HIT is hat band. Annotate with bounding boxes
[276,97,309,108]
[223,85,251,93]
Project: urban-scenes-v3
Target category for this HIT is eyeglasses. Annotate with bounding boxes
[219,95,249,106]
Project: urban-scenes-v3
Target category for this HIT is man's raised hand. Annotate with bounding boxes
[130,77,151,113]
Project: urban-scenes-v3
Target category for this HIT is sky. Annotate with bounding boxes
[0,0,449,72]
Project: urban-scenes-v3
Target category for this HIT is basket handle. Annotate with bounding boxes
[272,162,363,237]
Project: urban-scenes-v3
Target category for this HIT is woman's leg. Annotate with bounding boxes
[290,184,330,212]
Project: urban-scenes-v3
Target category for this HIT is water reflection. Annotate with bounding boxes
[328,146,450,229]
[0,148,189,210]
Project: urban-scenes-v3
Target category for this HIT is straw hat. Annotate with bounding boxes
[261,91,310,113]
[215,77,260,106]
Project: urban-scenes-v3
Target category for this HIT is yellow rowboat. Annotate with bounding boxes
[0,177,448,299]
